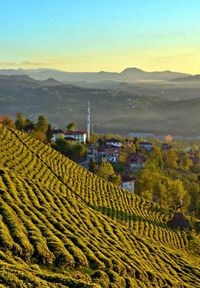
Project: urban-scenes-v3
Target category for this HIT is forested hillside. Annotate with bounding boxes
[0,124,199,287]
[0,75,199,136]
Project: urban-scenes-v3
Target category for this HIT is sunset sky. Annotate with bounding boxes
[1,0,200,73]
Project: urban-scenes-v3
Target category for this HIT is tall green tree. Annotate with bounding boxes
[35,115,49,133]
[138,159,161,200]
[187,182,200,217]
[163,150,178,170]
[166,179,188,211]
[15,112,26,130]
[179,154,193,170]
[66,122,77,131]
[150,147,164,169]
[72,144,87,160]
[56,138,72,155]
[89,158,97,173]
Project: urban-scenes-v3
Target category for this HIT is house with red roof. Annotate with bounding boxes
[128,151,146,170]
[64,130,87,144]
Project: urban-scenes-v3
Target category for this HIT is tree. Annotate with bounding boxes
[89,158,97,173]
[187,182,200,217]
[15,112,26,130]
[31,131,46,142]
[163,150,178,170]
[66,122,77,131]
[56,138,72,155]
[140,189,153,201]
[138,159,161,198]
[97,161,115,181]
[0,115,15,128]
[166,179,187,211]
[46,124,53,143]
[179,154,193,170]
[35,115,49,133]
[118,150,128,164]
[23,119,35,132]
[72,143,87,160]
[110,174,122,185]
[149,147,164,169]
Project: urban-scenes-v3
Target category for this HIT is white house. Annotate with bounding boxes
[98,147,120,163]
[52,129,64,142]
[105,138,122,148]
[139,142,153,152]
[121,176,135,192]
[64,131,87,144]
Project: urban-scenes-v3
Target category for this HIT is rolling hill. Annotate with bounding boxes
[0,124,199,287]
[171,75,200,82]
[0,75,200,136]
[0,67,190,82]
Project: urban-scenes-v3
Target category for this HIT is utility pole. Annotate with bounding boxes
[87,101,91,142]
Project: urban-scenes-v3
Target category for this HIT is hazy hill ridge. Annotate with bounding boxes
[0,125,199,287]
[171,74,200,82]
[0,74,199,136]
[0,67,191,82]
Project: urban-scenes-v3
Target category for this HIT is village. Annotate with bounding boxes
[47,102,200,194]
[51,127,200,193]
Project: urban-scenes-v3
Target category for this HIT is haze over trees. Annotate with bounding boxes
[0,74,199,136]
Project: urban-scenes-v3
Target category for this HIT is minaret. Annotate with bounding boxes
[87,101,91,142]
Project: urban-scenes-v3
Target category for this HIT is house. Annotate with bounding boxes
[64,131,87,144]
[105,138,122,148]
[139,141,153,152]
[98,146,121,163]
[161,143,172,151]
[52,129,64,142]
[87,144,99,158]
[120,175,135,192]
[64,137,79,144]
[128,152,146,169]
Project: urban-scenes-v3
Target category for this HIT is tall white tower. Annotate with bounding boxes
[87,101,91,142]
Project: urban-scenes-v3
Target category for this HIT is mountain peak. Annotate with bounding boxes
[120,67,145,74]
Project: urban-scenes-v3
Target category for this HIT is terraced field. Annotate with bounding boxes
[0,124,199,287]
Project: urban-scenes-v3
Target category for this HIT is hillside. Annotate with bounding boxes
[0,75,200,136]
[0,125,199,287]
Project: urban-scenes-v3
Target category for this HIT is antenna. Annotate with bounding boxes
[87,101,91,142]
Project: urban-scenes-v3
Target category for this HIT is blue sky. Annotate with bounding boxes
[0,0,200,72]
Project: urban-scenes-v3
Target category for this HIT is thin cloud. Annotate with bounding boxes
[21,61,47,66]
[0,60,62,68]
[0,61,18,66]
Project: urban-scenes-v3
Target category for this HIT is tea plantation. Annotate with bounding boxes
[0,124,199,287]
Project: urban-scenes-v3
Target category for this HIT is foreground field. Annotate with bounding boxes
[0,124,199,287]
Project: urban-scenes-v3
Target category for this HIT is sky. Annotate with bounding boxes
[0,0,200,73]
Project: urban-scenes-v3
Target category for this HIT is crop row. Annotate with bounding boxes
[0,126,199,287]
[1,127,187,250]
[0,167,198,287]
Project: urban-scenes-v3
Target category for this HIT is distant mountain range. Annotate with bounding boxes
[171,74,200,82]
[0,67,191,83]
[0,74,199,137]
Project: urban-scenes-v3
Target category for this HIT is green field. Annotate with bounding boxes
[0,124,199,287]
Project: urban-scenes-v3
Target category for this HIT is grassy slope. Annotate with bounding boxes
[0,125,199,287]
